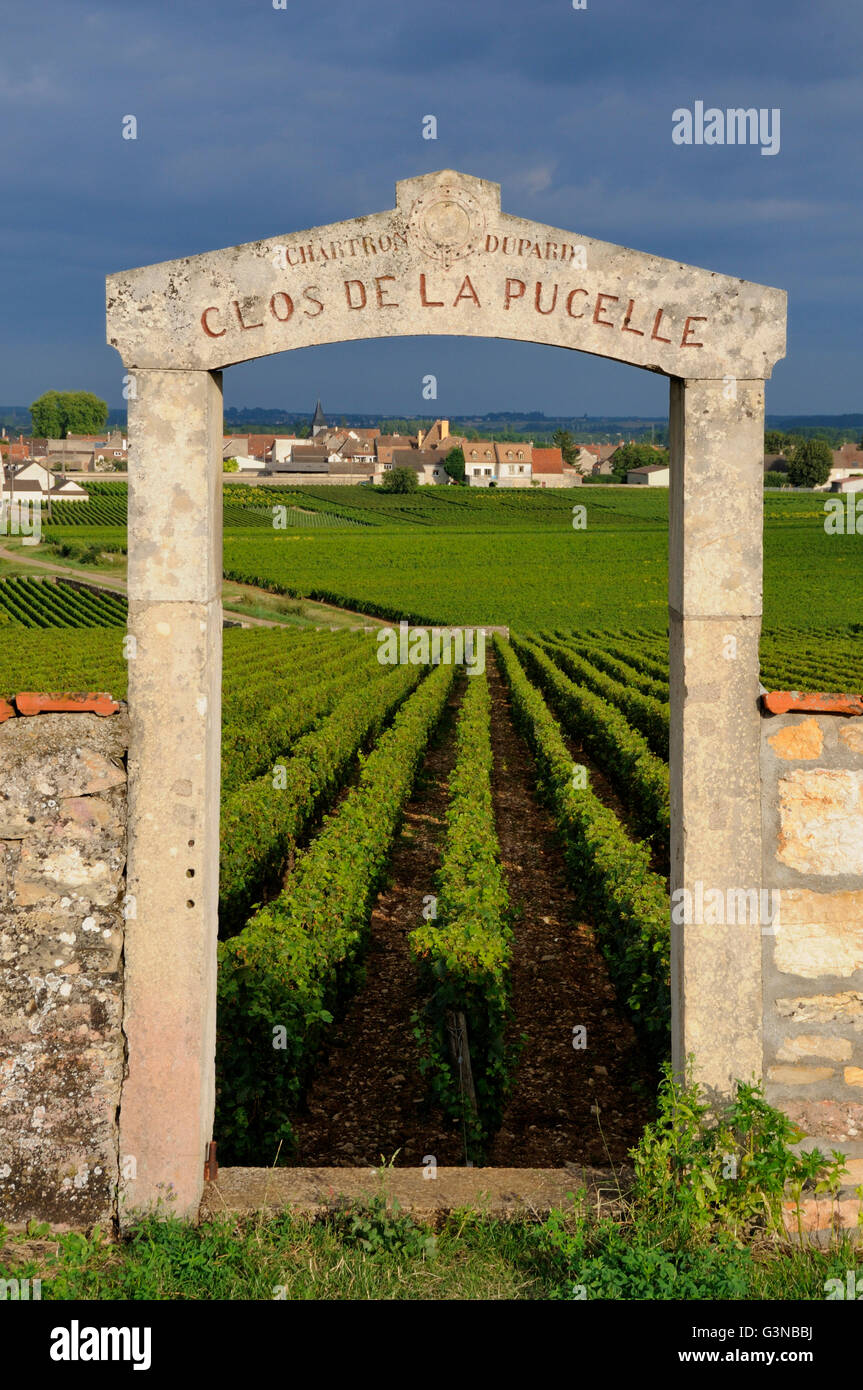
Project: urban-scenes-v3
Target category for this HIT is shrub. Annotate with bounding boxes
[216,662,455,1161]
[512,635,670,852]
[495,636,670,1048]
[539,637,668,757]
[632,1063,847,1240]
[410,674,513,1155]
[379,467,419,493]
[219,662,421,935]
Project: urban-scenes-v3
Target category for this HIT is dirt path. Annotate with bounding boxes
[0,544,128,592]
[485,649,654,1167]
[288,654,655,1169]
[288,679,466,1167]
[0,544,292,631]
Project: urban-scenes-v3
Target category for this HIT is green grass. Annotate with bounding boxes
[3,1070,859,1301]
[2,1205,859,1301]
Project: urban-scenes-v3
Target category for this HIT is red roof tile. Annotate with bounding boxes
[762,691,863,716]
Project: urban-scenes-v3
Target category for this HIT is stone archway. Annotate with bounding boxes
[106,169,787,1217]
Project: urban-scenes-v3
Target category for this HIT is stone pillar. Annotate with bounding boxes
[669,377,765,1097]
[120,369,223,1222]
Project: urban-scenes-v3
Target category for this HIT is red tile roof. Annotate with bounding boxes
[246,435,275,459]
[532,447,565,474]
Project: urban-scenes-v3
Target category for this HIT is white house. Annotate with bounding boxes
[271,437,309,464]
[9,460,54,492]
[628,464,670,486]
[822,443,863,490]
[2,463,89,505]
[50,479,89,501]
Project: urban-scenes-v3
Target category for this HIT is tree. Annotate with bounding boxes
[29,390,64,438]
[223,457,239,473]
[765,429,799,455]
[30,390,108,439]
[380,467,419,493]
[552,428,577,467]
[63,392,109,435]
[443,445,465,484]
[787,437,832,489]
[610,442,668,483]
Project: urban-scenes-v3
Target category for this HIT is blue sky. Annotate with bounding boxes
[2,0,860,416]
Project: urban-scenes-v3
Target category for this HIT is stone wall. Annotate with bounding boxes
[0,703,128,1227]
[761,694,863,1225]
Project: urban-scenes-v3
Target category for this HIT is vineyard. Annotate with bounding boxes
[219,488,863,634]
[46,481,128,526]
[0,576,127,628]
[45,481,371,529]
[3,484,862,1169]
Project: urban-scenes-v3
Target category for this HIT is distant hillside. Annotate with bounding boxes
[2,404,860,448]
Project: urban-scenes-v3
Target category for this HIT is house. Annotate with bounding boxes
[271,444,330,474]
[68,431,128,467]
[627,464,670,486]
[266,444,336,481]
[327,459,376,484]
[389,449,449,485]
[327,435,377,465]
[9,460,55,492]
[417,419,455,451]
[2,463,89,505]
[1,479,44,521]
[589,443,624,475]
[43,439,96,471]
[831,475,863,493]
[223,436,249,461]
[50,479,89,501]
[246,435,275,463]
[532,447,582,488]
[463,440,497,484]
[374,435,416,466]
[494,441,533,486]
[40,431,127,472]
[270,437,307,464]
[827,443,863,489]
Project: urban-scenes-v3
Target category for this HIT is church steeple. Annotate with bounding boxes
[311,399,327,436]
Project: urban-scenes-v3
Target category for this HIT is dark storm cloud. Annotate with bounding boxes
[1,0,860,414]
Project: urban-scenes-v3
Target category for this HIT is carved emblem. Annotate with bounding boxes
[407,184,486,268]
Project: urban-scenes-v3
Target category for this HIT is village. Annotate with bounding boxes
[2,402,862,507]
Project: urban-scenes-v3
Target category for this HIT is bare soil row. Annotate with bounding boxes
[287,650,655,1167]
